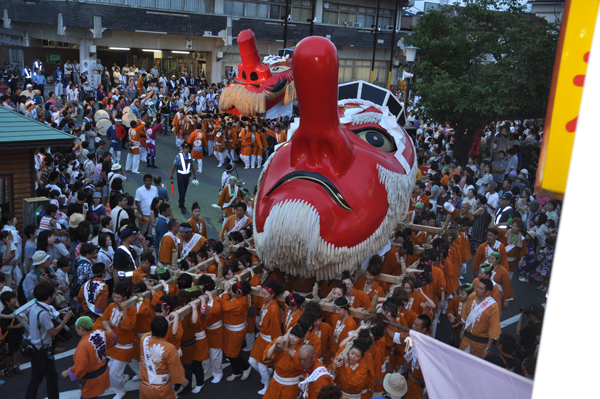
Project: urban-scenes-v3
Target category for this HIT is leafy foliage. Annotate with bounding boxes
[405,0,559,157]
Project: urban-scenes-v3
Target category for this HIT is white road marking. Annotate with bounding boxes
[21,348,77,370]
[45,360,230,398]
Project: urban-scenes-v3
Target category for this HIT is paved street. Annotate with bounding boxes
[1,132,547,398]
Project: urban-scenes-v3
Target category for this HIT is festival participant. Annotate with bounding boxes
[304,302,333,362]
[169,142,197,212]
[214,126,227,167]
[366,322,387,396]
[459,278,501,358]
[262,325,306,399]
[217,176,242,219]
[446,283,473,347]
[197,275,225,383]
[399,316,431,399]
[221,279,252,381]
[340,271,371,311]
[326,297,357,366]
[248,280,284,393]
[298,344,334,399]
[61,316,116,399]
[94,281,137,399]
[354,257,386,299]
[409,182,429,212]
[329,337,374,399]
[297,314,322,363]
[190,290,211,394]
[402,278,435,316]
[125,120,141,174]
[188,122,207,174]
[251,125,266,169]
[471,265,503,313]
[171,107,185,148]
[239,124,253,169]
[471,228,508,276]
[139,317,188,399]
[179,222,207,259]
[220,202,252,240]
[77,262,109,317]
[497,218,527,273]
[129,283,154,381]
[132,252,155,285]
[187,202,207,238]
[487,251,515,309]
[158,219,181,265]
[284,292,305,332]
[382,232,411,277]
[225,122,239,162]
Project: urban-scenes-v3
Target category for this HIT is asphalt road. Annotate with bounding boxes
[1,132,547,397]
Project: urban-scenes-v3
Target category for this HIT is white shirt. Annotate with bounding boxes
[134,185,158,216]
[485,192,499,215]
[110,206,128,234]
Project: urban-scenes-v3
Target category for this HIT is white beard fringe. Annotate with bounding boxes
[254,163,417,280]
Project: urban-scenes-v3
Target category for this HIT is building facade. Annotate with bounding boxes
[1,0,416,88]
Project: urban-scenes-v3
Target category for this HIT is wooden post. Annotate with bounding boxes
[171,249,178,270]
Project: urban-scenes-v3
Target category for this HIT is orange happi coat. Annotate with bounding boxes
[77,277,109,315]
[67,329,116,398]
[204,296,224,349]
[459,293,501,358]
[139,334,186,399]
[250,299,283,365]
[262,340,302,399]
[187,216,207,238]
[471,240,509,272]
[132,298,155,361]
[93,302,137,362]
[300,359,334,399]
[221,292,250,358]
[188,129,207,160]
[158,232,182,265]
[219,214,252,240]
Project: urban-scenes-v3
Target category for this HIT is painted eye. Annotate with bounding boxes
[269,65,291,73]
[355,129,396,152]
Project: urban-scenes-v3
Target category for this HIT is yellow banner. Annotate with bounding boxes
[536,0,599,199]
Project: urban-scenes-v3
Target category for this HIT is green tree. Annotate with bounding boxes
[405,0,559,160]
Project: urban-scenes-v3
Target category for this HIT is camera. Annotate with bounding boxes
[519,306,529,316]
[20,339,37,359]
[40,344,55,360]
[42,272,56,279]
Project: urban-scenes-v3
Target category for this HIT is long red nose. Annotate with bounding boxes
[290,36,355,176]
[237,30,271,83]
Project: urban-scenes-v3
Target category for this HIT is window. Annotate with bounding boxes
[224,0,298,19]
[338,59,389,86]
[323,2,393,27]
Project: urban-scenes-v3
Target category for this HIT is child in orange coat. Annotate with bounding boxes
[221,279,252,381]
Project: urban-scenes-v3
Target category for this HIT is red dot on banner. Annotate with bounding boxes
[573,75,585,87]
[566,116,578,133]
[584,52,590,64]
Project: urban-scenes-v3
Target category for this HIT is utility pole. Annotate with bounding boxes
[370,0,382,84]
[310,0,316,36]
[387,0,400,90]
[283,0,291,49]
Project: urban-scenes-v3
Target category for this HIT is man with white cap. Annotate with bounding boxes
[23,251,57,301]
[23,83,35,100]
[382,373,408,399]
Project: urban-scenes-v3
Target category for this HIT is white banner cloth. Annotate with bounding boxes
[410,330,533,399]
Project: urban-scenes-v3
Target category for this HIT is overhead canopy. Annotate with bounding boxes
[0,107,76,149]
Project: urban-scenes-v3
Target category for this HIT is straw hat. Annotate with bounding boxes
[68,213,86,228]
[383,373,408,398]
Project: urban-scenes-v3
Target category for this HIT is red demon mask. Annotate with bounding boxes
[254,36,417,280]
[220,30,294,116]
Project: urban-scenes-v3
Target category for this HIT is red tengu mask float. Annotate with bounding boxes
[220,30,295,116]
[253,36,417,280]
